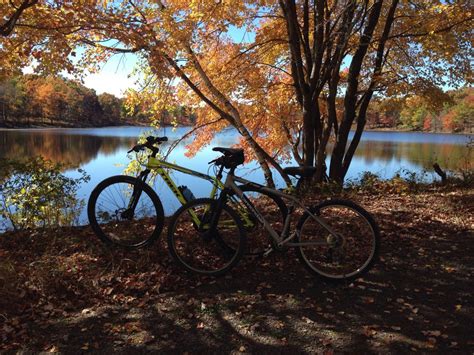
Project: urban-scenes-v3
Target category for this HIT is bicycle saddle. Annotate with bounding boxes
[212,147,244,155]
[283,166,317,177]
[212,147,245,168]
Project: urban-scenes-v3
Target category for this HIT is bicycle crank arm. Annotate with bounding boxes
[263,247,274,257]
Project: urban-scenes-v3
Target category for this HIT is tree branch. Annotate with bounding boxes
[162,52,234,123]
[0,0,38,37]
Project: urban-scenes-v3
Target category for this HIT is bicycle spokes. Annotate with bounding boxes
[89,176,163,248]
[297,200,379,280]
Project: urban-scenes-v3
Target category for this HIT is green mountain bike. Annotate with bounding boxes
[87,136,287,254]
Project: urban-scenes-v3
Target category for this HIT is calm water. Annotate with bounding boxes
[0,126,472,220]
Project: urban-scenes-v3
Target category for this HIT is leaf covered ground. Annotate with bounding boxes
[0,185,473,353]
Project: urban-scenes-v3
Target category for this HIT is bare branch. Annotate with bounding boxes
[164,118,224,159]
[388,16,474,40]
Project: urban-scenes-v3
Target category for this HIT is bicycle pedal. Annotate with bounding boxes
[263,248,274,257]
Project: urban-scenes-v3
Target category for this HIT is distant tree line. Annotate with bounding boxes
[367,87,473,133]
[0,74,195,128]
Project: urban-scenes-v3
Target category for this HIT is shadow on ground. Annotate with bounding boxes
[1,189,473,353]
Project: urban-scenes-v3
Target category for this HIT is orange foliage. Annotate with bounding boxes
[423,114,432,132]
[0,0,472,182]
[441,111,456,132]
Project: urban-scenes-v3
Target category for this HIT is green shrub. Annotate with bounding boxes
[0,157,89,231]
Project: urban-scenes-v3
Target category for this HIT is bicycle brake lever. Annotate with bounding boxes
[127,145,143,154]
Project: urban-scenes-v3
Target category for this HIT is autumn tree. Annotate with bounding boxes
[441,87,474,133]
[400,96,429,130]
[366,97,402,128]
[0,0,472,184]
[35,78,68,124]
[98,93,123,121]
[275,0,472,182]
[0,77,25,122]
[0,74,124,127]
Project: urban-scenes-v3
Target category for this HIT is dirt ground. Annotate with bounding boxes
[1,185,473,353]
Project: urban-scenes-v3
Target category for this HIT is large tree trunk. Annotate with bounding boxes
[302,102,315,167]
[341,0,400,178]
[329,0,384,184]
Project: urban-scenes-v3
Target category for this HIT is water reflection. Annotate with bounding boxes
[0,128,136,168]
[0,127,471,176]
[355,139,472,171]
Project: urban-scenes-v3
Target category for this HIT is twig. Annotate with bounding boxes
[163,118,224,159]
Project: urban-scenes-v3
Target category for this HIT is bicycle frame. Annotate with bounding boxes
[141,156,255,227]
[221,172,338,248]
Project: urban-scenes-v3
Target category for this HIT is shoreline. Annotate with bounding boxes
[0,121,148,130]
[0,122,184,131]
[364,127,473,135]
[1,123,471,135]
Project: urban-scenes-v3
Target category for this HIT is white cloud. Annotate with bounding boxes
[83,72,137,97]
[21,57,138,98]
[83,53,139,97]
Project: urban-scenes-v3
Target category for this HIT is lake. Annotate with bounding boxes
[0,126,472,220]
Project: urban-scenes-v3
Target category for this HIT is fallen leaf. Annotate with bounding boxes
[321,338,332,346]
[363,325,377,337]
[362,297,375,304]
[422,330,441,337]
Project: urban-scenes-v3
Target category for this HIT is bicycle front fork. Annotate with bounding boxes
[121,170,150,220]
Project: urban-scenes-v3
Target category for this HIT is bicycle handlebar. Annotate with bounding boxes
[127,136,168,154]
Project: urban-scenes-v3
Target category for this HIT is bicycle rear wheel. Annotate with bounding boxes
[87,175,164,249]
[167,198,246,276]
[295,199,379,281]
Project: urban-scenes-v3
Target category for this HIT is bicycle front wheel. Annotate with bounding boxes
[87,175,164,249]
[167,198,246,276]
[296,199,379,281]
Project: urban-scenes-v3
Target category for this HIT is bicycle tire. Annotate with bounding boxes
[229,185,288,256]
[87,175,164,249]
[295,199,380,281]
[167,198,246,276]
